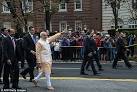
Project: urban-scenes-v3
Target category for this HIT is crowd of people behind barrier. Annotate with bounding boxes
[51,30,136,62]
[0,28,136,64]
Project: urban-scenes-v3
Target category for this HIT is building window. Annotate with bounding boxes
[128,19,137,29]
[74,0,82,11]
[132,0,137,9]
[59,21,67,32]
[59,0,67,12]
[75,20,82,31]
[2,1,10,13]
[22,0,33,13]
[3,22,11,29]
[23,21,33,32]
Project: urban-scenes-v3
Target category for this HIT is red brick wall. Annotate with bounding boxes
[51,0,102,32]
[0,0,102,32]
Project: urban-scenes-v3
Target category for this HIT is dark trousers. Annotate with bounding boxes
[21,58,35,80]
[127,46,134,57]
[80,56,97,75]
[0,60,4,80]
[61,47,68,60]
[3,62,19,88]
[112,53,132,68]
[86,53,102,70]
[0,47,4,81]
[70,47,76,60]
[17,57,25,68]
[94,53,102,69]
[21,60,25,68]
[54,51,60,60]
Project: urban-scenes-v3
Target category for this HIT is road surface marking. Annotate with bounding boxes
[52,68,80,69]
[19,77,137,83]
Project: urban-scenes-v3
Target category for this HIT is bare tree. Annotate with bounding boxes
[104,0,125,31]
[1,0,69,34]
[38,0,69,31]
[2,0,44,33]
[38,0,59,31]
[5,0,23,35]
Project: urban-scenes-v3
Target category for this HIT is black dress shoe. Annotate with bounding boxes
[80,72,88,75]
[20,73,26,79]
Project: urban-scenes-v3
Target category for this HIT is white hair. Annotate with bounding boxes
[40,31,47,38]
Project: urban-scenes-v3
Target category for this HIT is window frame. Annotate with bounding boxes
[75,20,82,31]
[128,19,137,29]
[74,0,82,11]
[59,21,67,32]
[22,21,33,32]
[59,1,67,12]
[22,0,33,13]
[2,1,10,13]
[132,0,137,9]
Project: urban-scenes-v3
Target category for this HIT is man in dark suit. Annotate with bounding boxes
[80,32,100,75]
[85,34,103,71]
[112,32,132,69]
[16,38,25,69]
[20,26,37,82]
[3,29,21,89]
[0,28,8,84]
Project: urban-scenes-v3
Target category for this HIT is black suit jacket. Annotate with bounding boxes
[84,36,97,57]
[116,37,126,55]
[16,38,25,61]
[23,33,36,66]
[0,33,5,61]
[3,36,17,64]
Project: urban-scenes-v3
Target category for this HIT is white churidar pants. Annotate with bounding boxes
[34,72,51,87]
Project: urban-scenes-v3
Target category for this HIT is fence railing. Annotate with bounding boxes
[52,44,137,61]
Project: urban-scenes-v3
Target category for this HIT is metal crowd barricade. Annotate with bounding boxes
[57,44,137,62]
[60,46,84,61]
[97,44,137,62]
[59,46,116,62]
[97,47,116,62]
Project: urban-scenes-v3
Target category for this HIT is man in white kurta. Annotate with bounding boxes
[32,31,64,90]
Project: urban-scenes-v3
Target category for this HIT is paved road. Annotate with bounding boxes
[16,79,137,92]
[51,61,137,79]
[0,61,137,92]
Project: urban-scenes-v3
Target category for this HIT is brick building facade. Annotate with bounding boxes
[0,0,102,33]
